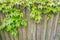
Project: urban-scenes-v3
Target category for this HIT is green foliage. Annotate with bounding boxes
[30,4,42,22]
[58,20,60,24]
[0,0,60,35]
[0,0,27,35]
[29,0,60,22]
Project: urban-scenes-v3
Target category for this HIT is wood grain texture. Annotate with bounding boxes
[55,12,60,40]
[36,23,41,40]
[45,14,54,40]
[0,31,6,40]
[25,8,36,40]
[40,15,47,40]
[8,33,14,40]
[50,14,59,40]
[4,32,10,40]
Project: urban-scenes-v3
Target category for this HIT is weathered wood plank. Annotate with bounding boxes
[45,14,54,40]
[36,23,41,40]
[25,9,36,40]
[13,34,18,40]
[23,8,27,40]
[0,31,6,40]
[55,13,60,40]
[27,21,36,40]
[19,27,23,40]
[21,7,27,40]
[8,33,14,40]
[50,14,59,40]
[40,15,47,40]
[17,28,20,40]
[0,32,2,40]
[4,32,10,40]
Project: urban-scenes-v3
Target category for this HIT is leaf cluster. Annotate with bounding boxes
[0,0,27,35]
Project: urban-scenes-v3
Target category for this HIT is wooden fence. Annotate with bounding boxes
[0,1,60,40]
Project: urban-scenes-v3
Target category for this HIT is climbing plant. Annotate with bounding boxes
[0,0,60,35]
[0,0,27,35]
[29,1,60,23]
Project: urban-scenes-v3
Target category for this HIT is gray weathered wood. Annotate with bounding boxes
[36,23,41,40]
[55,13,60,40]
[50,14,59,40]
[25,9,36,40]
[8,33,14,40]
[4,32,10,40]
[0,31,6,40]
[45,14,54,40]
[40,15,47,40]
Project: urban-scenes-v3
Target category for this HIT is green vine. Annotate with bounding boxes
[0,0,60,35]
[0,0,27,35]
[29,1,60,23]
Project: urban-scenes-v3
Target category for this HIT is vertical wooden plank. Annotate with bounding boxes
[8,33,14,40]
[0,12,6,40]
[13,29,18,40]
[25,9,36,40]
[55,13,60,40]
[18,6,27,40]
[40,15,47,40]
[18,28,20,40]
[27,21,36,40]
[18,27,26,40]
[13,35,18,40]
[21,7,27,40]
[0,31,6,40]
[22,27,27,40]
[36,23,41,40]
[45,14,54,40]
[22,7,27,40]
[0,32,2,40]
[4,32,10,40]
[32,23,36,40]
[50,13,59,40]
[17,6,23,40]
[18,7,23,40]
[18,27,23,40]
[36,15,47,40]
